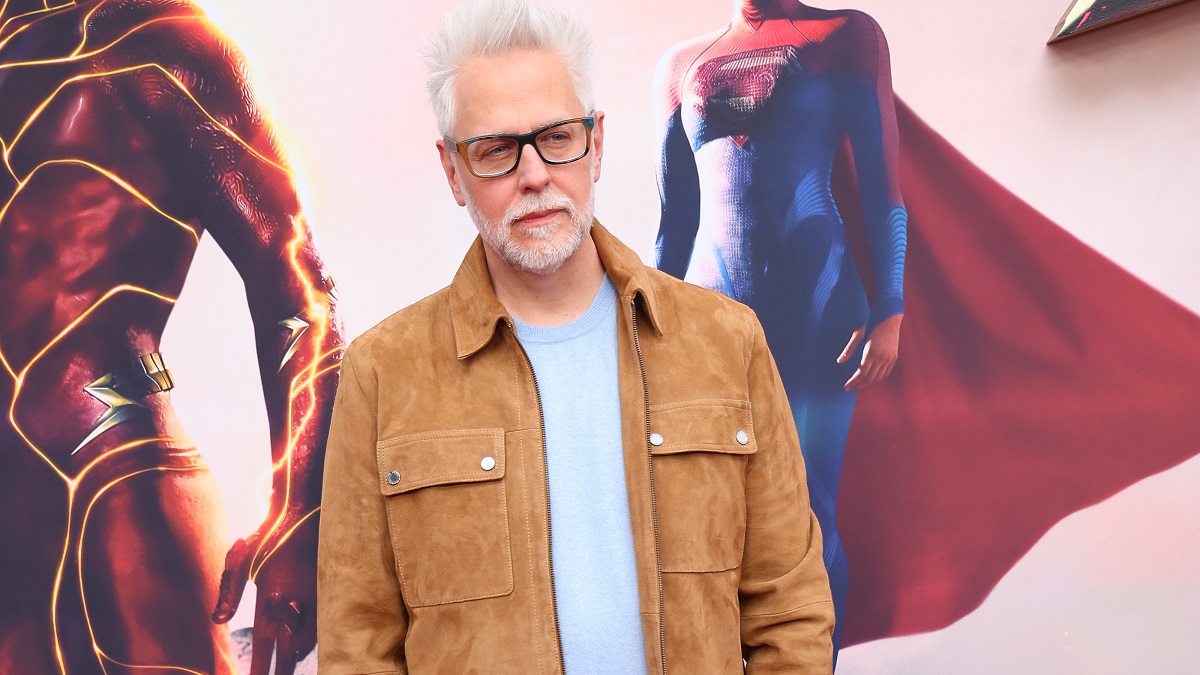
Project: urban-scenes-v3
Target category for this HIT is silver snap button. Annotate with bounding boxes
[649,432,664,447]
[735,430,749,445]
[481,456,496,471]
[386,470,401,485]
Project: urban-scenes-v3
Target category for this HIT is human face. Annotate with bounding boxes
[436,49,604,276]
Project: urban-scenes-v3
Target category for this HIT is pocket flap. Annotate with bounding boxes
[376,428,505,496]
[647,399,756,456]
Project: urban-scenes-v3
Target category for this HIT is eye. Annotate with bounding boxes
[469,139,516,161]
[538,129,576,150]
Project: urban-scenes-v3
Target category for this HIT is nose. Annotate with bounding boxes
[514,140,551,192]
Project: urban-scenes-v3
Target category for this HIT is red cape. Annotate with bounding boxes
[834,99,1200,646]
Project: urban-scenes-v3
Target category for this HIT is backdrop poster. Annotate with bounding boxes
[2,0,1197,673]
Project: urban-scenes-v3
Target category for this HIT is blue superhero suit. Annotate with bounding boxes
[654,1,907,659]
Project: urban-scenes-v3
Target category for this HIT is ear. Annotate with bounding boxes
[589,110,605,183]
[437,139,468,207]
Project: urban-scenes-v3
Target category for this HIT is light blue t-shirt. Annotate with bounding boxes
[514,276,648,675]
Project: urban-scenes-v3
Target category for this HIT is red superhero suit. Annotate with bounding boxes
[0,1,343,673]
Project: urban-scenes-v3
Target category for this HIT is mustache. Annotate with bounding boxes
[504,190,577,228]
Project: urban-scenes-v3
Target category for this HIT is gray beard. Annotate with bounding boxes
[463,185,595,276]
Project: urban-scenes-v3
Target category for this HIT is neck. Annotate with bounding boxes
[737,0,807,23]
[485,234,606,328]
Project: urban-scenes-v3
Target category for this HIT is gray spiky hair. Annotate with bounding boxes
[424,0,595,136]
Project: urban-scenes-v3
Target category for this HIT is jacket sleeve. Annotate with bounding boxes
[740,320,836,673]
[316,346,409,674]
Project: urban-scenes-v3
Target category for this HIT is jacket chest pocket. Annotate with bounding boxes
[649,400,756,573]
[376,429,513,607]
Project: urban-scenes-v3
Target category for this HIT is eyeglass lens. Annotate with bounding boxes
[465,121,589,176]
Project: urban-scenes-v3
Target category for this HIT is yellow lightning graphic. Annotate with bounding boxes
[0,2,340,673]
[0,13,205,68]
[74,461,223,675]
[0,1,73,49]
[73,372,148,455]
[278,315,309,371]
[46,440,220,675]
[0,159,201,245]
[6,283,178,483]
[2,62,291,176]
[249,220,335,581]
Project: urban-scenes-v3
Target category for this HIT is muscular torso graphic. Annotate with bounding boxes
[2,4,197,458]
[0,1,343,672]
[656,1,907,658]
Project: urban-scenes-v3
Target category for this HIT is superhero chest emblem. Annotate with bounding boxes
[686,45,805,125]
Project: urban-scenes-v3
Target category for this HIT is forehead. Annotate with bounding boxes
[452,49,585,138]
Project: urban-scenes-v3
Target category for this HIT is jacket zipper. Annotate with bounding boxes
[507,322,567,675]
[631,300,667,675]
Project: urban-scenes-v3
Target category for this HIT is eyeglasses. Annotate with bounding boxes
[444,115,596,178]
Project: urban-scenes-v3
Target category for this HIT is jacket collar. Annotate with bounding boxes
[449,221,666,360]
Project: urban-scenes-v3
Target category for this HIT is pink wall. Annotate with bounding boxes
[164,1,1200,670]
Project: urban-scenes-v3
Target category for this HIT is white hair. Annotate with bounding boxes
[424,0,595,136]
[463,183,595,275]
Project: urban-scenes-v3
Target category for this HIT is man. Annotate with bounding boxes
[0,1,342,673]
[316,0,834,672]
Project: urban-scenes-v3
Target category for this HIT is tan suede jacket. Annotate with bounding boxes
[317,224,834,674]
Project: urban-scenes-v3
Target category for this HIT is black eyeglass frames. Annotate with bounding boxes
[444,115,596,178]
